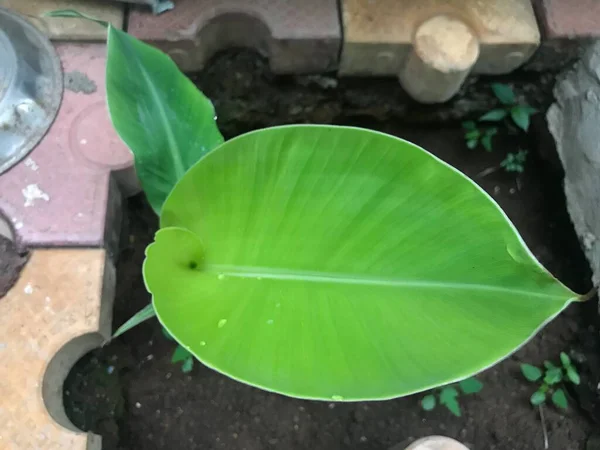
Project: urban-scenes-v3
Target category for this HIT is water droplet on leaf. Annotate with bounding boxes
[266,319,274,325]
[218,274,225,280]
[218,319,227,328]
[332,395,344,401]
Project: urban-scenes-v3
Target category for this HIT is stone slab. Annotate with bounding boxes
[0,248,113,450]
[0,43,136,249]
[547,41,600,290]
[127,0,341,73]
[533,0,600,39]
[339,0,540,77]
[0,0,124,40]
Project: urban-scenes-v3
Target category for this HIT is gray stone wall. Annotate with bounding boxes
[548,41,600,290]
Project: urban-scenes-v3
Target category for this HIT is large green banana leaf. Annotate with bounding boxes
[144,125,577,401]
[103,26,578,401]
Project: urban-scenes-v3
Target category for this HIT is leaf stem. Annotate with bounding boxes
[539,405,549,449]
[577,286,598,302]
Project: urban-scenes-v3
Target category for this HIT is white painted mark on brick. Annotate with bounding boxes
[24,157,39,171]
[14,222,23,230]
[22,184,50,207]
[24,283,33,294]
[80,138,87,145]
[0,343,7,350]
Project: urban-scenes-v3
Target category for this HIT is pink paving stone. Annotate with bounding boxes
[0,43,135,249]
[127,0,341,73]
[533,0,600,38]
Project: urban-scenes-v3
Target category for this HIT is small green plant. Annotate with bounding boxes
[480,83,537,132]
[420,377,483,416]
[462,121,497,152]
[500,150,528,173]
[464,83,536,175]
[163,328,194,373]
[521,352,580,410]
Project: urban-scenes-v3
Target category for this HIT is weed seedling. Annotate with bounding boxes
[462,121,497,152]
[500,150,528,173]
[466,83,536,176]
[421,377,483,416]
[480,83,537,132]
[521,352,580,410]
[163,328,194,373]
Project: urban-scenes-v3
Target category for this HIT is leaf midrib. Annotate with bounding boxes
[205,264,569,300]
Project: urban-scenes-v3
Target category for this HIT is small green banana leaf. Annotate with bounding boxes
[105,26,223,214]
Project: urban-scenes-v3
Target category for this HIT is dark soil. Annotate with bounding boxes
[0,233,28,299]
[64,51,599,450]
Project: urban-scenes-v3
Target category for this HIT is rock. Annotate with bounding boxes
[389,435,469,450]
[547,41,600,293]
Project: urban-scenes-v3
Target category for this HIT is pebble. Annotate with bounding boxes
[135,402,141,408]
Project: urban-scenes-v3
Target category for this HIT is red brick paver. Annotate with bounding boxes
[0,43,136,249]
[127,0,341,73]
[533,0,600,38]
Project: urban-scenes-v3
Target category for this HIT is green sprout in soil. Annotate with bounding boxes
[479,83,537,133]
[521,352,580,410]
[462,121,497,152]
[464,83,536,176]
[420,377,483,417]
[500,150,528,173]
[163,328,194,373]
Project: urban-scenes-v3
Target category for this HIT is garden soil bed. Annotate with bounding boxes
[64,51,599,450]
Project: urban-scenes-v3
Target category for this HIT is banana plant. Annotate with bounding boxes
[105,25,586,401]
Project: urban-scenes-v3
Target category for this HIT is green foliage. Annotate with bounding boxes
[510,105,537,132]
[483,83,537,131]
[500,150,528,173]
[479,109,508,122]
[551,389,568,410]
[106,26,223,214]
[521,353,580,411]
[105,26,580,401]
[521,364,542,382]
[162,325,195,373]
[464,83,537,173]
[458,377,484,394]
[420,377,483,417]
[421,394,436,410]
[462,121,497,152]
[112,303,156,339]
[43,8,109,27]
[491,83,516,105]
[530,390,546,405]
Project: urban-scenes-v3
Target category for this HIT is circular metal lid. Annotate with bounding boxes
[0,7,63,175]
